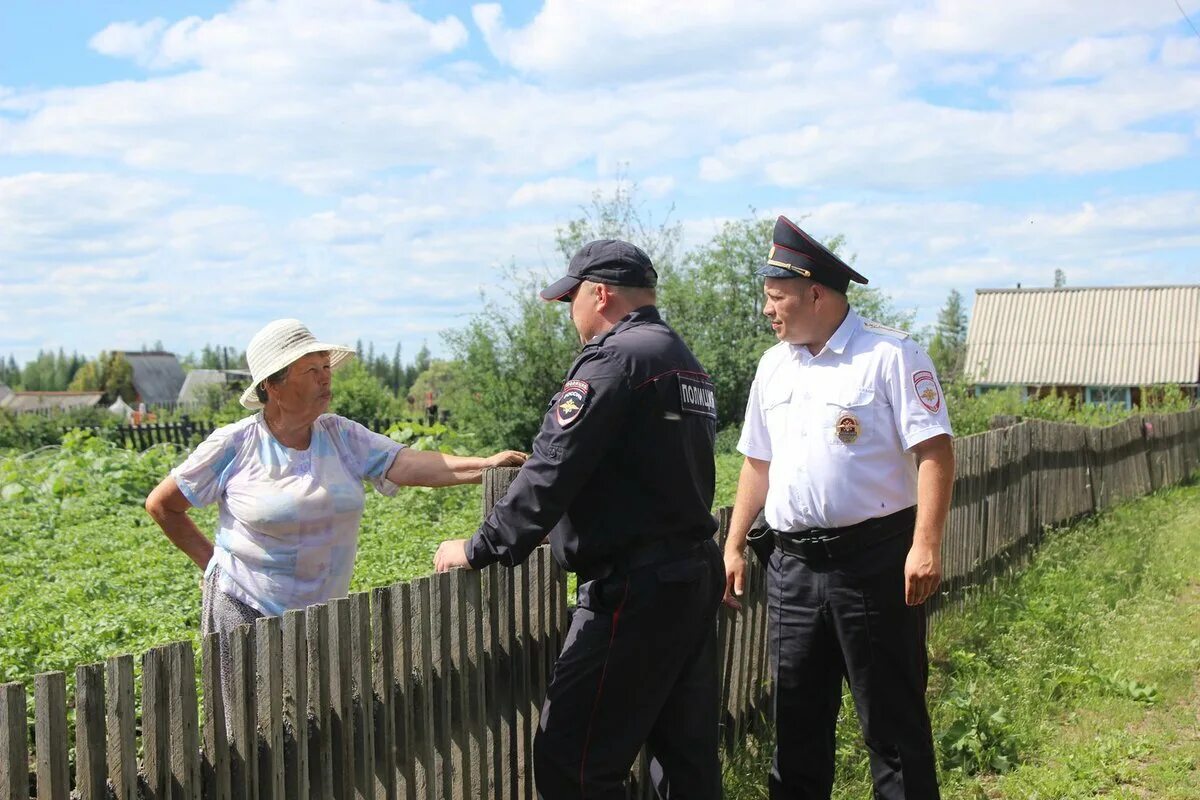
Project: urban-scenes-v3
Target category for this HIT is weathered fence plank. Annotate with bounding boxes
[328,598,355,800]
[106,654,138,800]
[409,578,437,800]
[143,647,171,800]
[370,587,395,800]
[74,663,106,800]
[1,682,28,800]
[281,611,309,800]
[306,603,333,800]
[33,671,68,800]
[389,582,415,800]
[350,592,374,800]
[256,618,285,800]
[169,642,202,800]
[200,634,231,800]
[228,625,257,800]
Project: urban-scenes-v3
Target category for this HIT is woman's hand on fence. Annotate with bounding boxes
[722,549,746,610]
[434,538,473,573]
[485,450,529,469]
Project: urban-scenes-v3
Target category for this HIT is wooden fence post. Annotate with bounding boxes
[105,654,138,800]
[306,603,333,800]
[200,634,231,800]
[34,671,69,800]
[143,647,171,800]
[169,642,202,800]
[256,618,285,800]
[0,682,28,800]
[74,663,106,800]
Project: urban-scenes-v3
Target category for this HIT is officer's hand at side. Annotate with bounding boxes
[485,450,528,469]
[903,541,942,606]
[722,548,747,611]
[434,539,473,573]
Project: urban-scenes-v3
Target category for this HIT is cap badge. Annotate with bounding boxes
[555,379,590,427]
[835,412,860,444]
[912,370,942,413]
[766,244,812,277]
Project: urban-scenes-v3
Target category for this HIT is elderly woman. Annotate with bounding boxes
[145,319,525,689]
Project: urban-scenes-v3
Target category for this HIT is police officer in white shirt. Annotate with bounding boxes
[723,216,955,800]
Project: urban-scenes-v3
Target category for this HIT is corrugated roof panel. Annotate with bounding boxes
[964,285,1200,386]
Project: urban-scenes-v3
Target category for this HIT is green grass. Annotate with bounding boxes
[722,480,1200,798]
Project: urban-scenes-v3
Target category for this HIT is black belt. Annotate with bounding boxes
[583,537,710,581]
[772,506,916,560]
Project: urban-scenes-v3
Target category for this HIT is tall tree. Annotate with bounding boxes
[658,217,776,427]
[927,289,969,381]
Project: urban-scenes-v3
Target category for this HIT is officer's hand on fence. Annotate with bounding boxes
[434,539,473,573]
[903,541,942,606]
[722,548,746,610]
[485,450,529,469]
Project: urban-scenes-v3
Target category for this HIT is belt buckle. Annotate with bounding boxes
[813,534,837,559]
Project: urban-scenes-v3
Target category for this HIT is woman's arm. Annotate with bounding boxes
[145,476,213,571]
[385,449,528,487]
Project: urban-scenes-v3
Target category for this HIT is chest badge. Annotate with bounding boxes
[555,379,590,428]
[835,412,861,444]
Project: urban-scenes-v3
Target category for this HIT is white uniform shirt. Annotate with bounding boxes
[738,309,953,532]
[172,413,404,616]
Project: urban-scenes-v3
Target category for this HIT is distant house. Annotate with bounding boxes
[963,285,1200,408]
[0,390,105,413]
[120,351,186,406]
[177,368,252,404]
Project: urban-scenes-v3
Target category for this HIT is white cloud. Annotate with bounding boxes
[507,175,675,208]
[2,1,1199,363]
[889,0,1186,56]
[91,0,468,76]
[472,0,888,82]
[1162,34,1200,67]
[88,18,169,67]
[1027,35,1155,80]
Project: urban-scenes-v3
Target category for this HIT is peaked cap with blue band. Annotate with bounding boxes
[756,215,868,293]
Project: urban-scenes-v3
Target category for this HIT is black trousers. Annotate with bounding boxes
[534,540,724,800]
[767,529,939,800]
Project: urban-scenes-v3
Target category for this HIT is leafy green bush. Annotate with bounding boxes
[0,407,122,452]
[945,380,1194,437]
[938,682,1021,774]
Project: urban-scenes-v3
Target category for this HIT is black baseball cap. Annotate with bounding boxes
[540,239,658,302]
[756,215,868,293]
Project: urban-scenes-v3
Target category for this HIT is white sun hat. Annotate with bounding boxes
[239,319,356,410]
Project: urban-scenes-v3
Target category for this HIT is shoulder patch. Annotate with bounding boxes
[678,373,717,420]
[861,319,910,340]
[555,379,590,427]
[912,370,942,413]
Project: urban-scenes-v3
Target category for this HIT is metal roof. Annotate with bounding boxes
[120,352,186,405]
[177,368,251,403]
[1,391,105,412]
[964,285,1200,387]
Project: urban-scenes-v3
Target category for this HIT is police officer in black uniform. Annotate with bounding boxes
[434,239,724,800]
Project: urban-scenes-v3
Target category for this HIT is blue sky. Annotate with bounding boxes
[1,0,1199,368]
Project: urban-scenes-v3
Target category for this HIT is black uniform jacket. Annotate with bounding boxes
[464,305,718,578]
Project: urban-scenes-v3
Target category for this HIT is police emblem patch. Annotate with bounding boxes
[555,379,590,427]
[912,370,941,413]
[835,413,860,444]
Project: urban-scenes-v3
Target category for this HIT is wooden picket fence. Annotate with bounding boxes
[2,409,1199,800]
[90,418,406,451]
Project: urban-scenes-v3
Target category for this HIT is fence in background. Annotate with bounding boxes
[2,409,1198,799]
